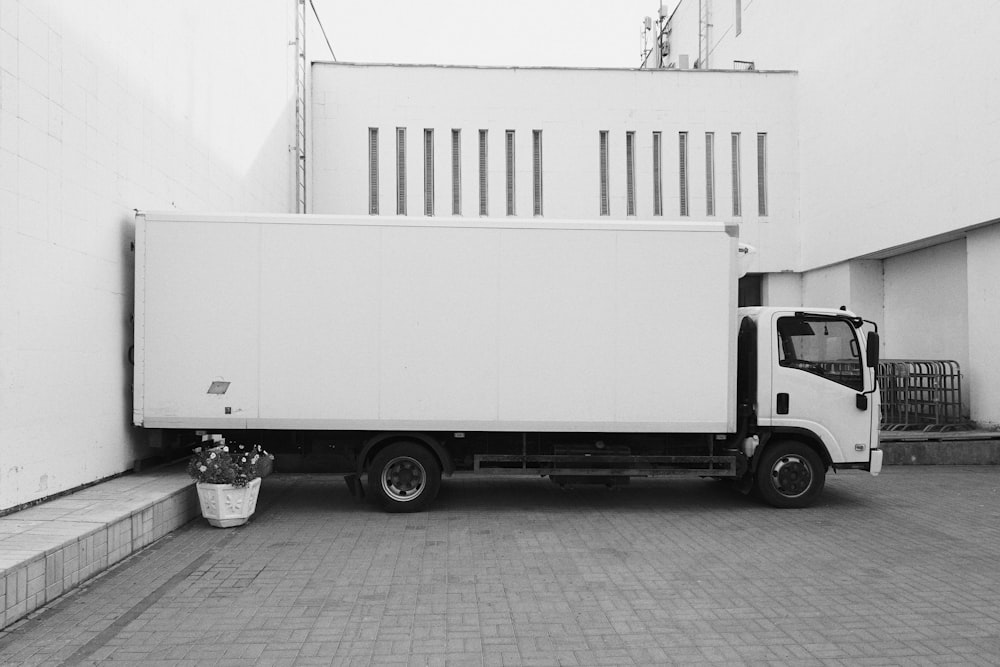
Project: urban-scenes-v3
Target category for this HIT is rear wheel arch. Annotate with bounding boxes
[357,432,453,478]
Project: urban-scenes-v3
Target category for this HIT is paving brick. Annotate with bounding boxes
[1,468,999,665]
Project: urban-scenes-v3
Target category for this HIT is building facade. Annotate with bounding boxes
[0,1,297,511]
[310,1,1000,427]
[310,62,800,284]
[655,0,1000,427]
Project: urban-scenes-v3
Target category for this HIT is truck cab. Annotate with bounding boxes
[739,307,883,507]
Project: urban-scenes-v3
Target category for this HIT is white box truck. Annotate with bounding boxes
[133,212,883,511]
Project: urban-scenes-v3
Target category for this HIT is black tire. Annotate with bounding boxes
[369,442,441,513]
[755,441,825,508]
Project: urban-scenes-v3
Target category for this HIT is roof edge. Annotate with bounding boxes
[311,60,798,75]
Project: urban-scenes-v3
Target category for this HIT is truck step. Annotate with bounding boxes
[472,454,737,477]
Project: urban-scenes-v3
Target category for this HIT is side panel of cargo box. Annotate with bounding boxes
[134,214,737,433]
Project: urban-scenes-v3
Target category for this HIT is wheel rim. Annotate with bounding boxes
[769,454,813,499]
[380,456,427,502]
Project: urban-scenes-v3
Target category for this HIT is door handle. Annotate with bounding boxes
[776,393,789,414]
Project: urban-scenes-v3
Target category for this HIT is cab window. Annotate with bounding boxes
[777,317,863,391]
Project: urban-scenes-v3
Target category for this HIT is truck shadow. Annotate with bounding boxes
[432,476,871,512]
[256,473,869,516]
[436,477,741,512]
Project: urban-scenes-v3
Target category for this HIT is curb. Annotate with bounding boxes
[881,439,1000,465]
[0,469,198,630]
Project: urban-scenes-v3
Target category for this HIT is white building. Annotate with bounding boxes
[309,1,1000,429]
[310,62,799,280]
[653,0,1000,428]
[0,1,297,511]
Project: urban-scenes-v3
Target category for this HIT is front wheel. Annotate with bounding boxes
[755,441,825,508]
[369,442,441,513]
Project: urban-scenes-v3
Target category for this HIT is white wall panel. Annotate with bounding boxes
[379,226,501,422]
[310,64,799,276]
[882,240,970,415]
[259,224,383,421]
[966,223,1000,427]
[685,0,1000,269]
[0,1,295,510]
[135,215,737,433]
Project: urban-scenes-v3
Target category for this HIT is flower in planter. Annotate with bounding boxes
[186,440,273,487]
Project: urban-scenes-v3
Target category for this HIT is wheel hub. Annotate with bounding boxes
[770,455,812,498]
[381,456,426,501]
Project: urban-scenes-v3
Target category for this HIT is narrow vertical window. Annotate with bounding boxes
[479,130,488,216]
[396,127,407,215]
[735,0,742,36]
[505,130,516,216]
[626,132,636,216]
[532,130,543,216]
[423,129,434,216]
[705,132,716,216]
[599,130,610,216]
[451,129,461,215]
[731,132,742,217]
[757,132,768,216]
[653,132,662,216]
[678,132,689,216]
[368,128,379,215]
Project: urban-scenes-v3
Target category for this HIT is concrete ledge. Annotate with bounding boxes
[881,438,1000,465]
[0,466,198,629]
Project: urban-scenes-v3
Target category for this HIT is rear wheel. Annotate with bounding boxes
[369,442,441,513]
[755,441,825,508]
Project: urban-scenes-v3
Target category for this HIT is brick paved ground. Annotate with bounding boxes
[0,467,998,666]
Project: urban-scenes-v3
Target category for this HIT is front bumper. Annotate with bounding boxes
[868,449,884,476]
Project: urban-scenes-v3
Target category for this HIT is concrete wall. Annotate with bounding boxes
[761,272,802,308]
[796,240,971,416]
[801,263,851,311]
[662,0,701,69]
[662,0,1000,425]
[310,63,799,275]
[963,223,1000,428]
[882,240,970,416]
[799,260,883,329]
[667,0,1000,269]
[0,1,296,511]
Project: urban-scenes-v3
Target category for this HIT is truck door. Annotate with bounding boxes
[769,312,874,464]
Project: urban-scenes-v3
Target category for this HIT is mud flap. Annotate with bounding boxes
[344,474,366,501]
[868,449,884,476]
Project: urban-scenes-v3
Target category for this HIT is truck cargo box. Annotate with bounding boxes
[133,213,739,433]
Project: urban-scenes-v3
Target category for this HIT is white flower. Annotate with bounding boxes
[209,452,216,459]
[199,465,207,472]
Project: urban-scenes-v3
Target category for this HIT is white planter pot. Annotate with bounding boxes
[196,477,262,527]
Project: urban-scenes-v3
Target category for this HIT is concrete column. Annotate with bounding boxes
[801,262,851,309]
[847,260,884,330]
[798,259,883,327]
[966,222,1000,428]
[761,272,802,307]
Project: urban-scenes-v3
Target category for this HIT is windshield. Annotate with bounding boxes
[777,316,863,391]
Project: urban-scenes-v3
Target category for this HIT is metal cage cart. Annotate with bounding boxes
[877,359,967,431]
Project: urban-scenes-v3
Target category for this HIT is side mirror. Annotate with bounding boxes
[866,331,880,368]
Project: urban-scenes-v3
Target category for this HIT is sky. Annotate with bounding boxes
[310,0,671,69]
